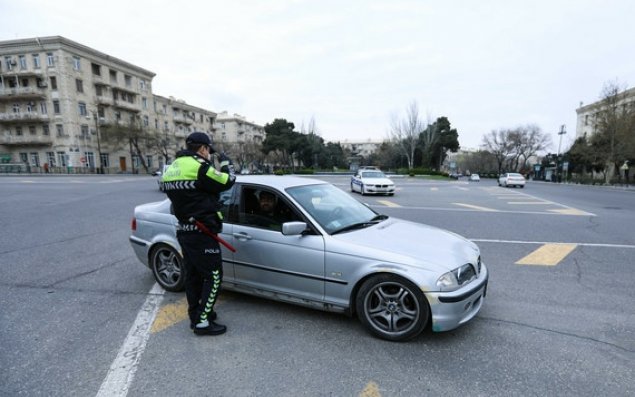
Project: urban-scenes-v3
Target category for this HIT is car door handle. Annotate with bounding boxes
[232,232,253,241]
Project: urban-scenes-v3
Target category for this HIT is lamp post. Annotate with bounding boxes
[556,124,566,182]
[92,111,104,174]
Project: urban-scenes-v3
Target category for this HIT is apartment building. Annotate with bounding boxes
[0,36,232,173]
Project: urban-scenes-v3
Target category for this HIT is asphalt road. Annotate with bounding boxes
[0,175,633,397]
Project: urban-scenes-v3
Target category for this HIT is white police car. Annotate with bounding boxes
[350,169,395,196]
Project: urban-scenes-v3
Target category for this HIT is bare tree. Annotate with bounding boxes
[389,101,424,170]
[517,124,552,171]
[481,129,515,174]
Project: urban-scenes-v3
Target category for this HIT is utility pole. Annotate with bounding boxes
[93,111,104,174]
[556,125,566,182]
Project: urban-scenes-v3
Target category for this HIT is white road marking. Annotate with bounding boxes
[96,283,165,397]
[469,238,635,249]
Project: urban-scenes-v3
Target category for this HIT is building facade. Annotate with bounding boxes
[575,86,635,140]
[0,36,261,174]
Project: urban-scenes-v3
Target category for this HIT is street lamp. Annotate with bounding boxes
[556,124,566,182]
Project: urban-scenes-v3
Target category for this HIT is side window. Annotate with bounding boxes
[218,185,235,220]
[239,186,299,231]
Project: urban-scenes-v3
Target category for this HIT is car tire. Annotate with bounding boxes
[520,185,525,188]
[150,244,186,292]
[355,274,429,341]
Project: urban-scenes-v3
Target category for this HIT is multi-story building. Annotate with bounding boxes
[0,36,256,174]
[214,111,265,171]
[575,86,635,140]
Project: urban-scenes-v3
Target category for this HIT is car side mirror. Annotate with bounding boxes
[282,221,308,236]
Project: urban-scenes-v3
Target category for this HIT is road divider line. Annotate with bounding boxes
[516,243,577,266]
[97,283,164,397]
[507,201,552,205]
[549,208,595,216]
[430,187,438,191]
[377,200,401,207]
[453,203,498,212]
[470,238,635,249]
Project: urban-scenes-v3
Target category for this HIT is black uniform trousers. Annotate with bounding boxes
[177,231,223,325]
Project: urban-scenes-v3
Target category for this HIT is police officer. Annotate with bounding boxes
[160,132,235,335]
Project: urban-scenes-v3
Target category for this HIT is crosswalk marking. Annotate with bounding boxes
[516,244,577,266]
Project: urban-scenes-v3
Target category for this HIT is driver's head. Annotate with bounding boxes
[258,191,276,213]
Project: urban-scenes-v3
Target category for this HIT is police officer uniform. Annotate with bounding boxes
[160,132,235,335]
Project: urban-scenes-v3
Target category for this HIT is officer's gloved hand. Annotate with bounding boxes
[219,153,235,176]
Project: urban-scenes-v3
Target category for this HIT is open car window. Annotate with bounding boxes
[238,186,301,231]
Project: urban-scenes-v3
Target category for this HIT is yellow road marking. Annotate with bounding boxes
[453,203,498,212]
[377,200,401,207]
[549,208,594,216]
[151,298,188,333]
[359,381,382,397]
[516,244,577,266]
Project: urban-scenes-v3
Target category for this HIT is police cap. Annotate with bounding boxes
[186,132,212,146]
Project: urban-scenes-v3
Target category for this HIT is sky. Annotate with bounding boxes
[2,0,635,151]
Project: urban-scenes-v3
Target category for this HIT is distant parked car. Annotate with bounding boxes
[350,169,395,195]
[469,174,480,182]
[498,173,526,188]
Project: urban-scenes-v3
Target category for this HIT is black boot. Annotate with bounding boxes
[190,311,217,329]
[193,321,226,336]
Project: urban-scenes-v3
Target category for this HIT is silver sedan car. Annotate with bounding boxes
[129,176,488,341]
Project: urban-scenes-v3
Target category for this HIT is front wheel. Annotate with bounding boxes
[150,244,186,292]
[355,274,429,341]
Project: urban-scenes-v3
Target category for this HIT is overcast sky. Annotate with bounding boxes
[2,0,635,150]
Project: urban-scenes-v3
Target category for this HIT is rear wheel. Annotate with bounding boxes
[355,274,429,341]
[150,244,185,292]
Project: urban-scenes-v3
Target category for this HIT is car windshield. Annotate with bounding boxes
[286,183,384,234]
[361,171,385,178]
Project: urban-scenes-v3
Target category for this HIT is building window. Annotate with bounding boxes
[47,152,56,167]
[25,102,34,113]
[142,97,147,109]
[55,124,64,137]
[78,102,87,116]
[115,111,121,121]
[162,104,167,114]
[146,155,153,168]
[21,78,29,87]
[53,100,60,114]
[50,76,57,90]
[57,152,67,167]
[143,115,149,127]
[98,106,105,118]
[95,85,102,96]
[12,103,20,113]
[85,152,95,168]
[4,56,14,71]
[109,69,117,83]
[30,152,40,167]
[29,126,36,135]
[164,121,168,131]
[132,155,140,167]
[72,56,81,71]
[32,54,41,69]
[100,153,110,168]
[16,126,23,136]
[47,53,55,67]
[91,63,101,76]
[155,118,159,129]
[76,79,83,93]
[124,74,132,87]
[81,124,89,138]
[43,125,50,135]
[19,55,27,69]
[139,79,146,91]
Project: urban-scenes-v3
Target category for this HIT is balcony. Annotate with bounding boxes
[0,68,44,77]
[0,87,47,101]
[173,114,193,125]
[0,112,50,124]
[0,133,53,146]
[113,99,140,113]
[95,96,114,106]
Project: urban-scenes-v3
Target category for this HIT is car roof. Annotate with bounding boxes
[236,175,326,190]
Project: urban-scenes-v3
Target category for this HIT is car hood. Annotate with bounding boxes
[329,218,478,272]
[362,177,393,184]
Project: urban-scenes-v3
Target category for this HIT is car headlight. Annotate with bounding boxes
[436,263,477,292]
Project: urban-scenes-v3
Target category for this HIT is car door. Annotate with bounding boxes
[230,184,326,301]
